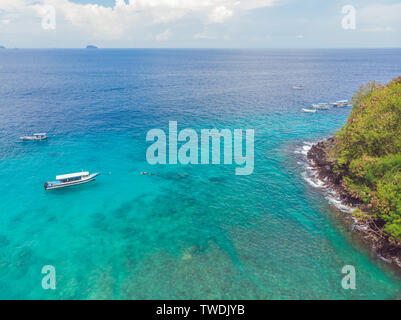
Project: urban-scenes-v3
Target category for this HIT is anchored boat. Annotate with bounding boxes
[302,108,317,113]
[19,133,47,141]
[44,171,99,190]
[313,103,330,110]
[331,100,348,107]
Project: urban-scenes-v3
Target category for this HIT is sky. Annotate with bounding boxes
[0,0,400,48]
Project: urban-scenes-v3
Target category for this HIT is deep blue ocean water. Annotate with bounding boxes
[1,49,401,299]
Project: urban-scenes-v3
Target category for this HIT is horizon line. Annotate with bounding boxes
[1,47,401,50]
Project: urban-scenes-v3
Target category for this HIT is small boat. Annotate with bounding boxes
[314,103,330,110]
[44,171,99,190]
[302,108,317,113]
[292,86,304,90]
[19,133,48,141]
[332,100,348,107]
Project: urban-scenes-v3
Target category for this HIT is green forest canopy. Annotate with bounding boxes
[334,77,401,241]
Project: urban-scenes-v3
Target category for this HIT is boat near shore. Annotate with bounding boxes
[331,100,348,107]
[302,108,317,113]
[19,133,47,141]
[44,171,99,190]
[313,103,330,110]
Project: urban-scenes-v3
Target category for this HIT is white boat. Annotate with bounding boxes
[302,108,317,113]
[20,133,47,141]
[292,86,304,90]
[315,103,330,110]
[332,100,348,107]
[44,171,99,190]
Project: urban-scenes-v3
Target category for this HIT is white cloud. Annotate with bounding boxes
[193,31,217,40]
[0,0,279,40]
[357,3,401,34]
[0,0,28,11]
[208,6,233,23]
[156,28,172,41]
[235,0,278,10]
[296,34,304,39]
[40,0,128,39]
[360,26,394,33]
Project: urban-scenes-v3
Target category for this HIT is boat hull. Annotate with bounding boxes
[44,173,99,190]
[20,137,48,141]
[302,109,317,113]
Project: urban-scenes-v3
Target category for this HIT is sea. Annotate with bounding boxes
[1,48,401,299]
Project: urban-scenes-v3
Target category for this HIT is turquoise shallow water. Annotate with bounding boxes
[1,49,401,299]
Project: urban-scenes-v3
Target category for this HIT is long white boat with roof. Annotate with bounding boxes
[44,171,99,190]
[20,133,48,141]
[331,100,348,107]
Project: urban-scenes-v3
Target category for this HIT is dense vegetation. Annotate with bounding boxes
[334,77,401,241]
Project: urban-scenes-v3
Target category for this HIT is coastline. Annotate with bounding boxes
[306,138,401,270]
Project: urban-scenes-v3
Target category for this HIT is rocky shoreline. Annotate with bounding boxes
[307,137,401,270]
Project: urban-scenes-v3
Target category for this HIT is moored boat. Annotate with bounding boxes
[332,100,348,107]
[20,133,48,141]
[317,103,330,109]
[302,108,317,113]
[312,103,330,110]
[44,171,99,190]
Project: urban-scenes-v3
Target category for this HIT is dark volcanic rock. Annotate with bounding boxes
[307,137,401,270]
[307,137,341,184]
[307,137,361,204]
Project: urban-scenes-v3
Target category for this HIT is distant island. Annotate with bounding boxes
[308,77,401,268]
[0,46,6,49]
[86,45,98,49]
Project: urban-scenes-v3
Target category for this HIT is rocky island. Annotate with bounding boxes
[308,77,401,269]
[86,45,98,49]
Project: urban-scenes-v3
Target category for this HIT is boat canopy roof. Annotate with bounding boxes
[56,172,89,180]
[34,133,47,136]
